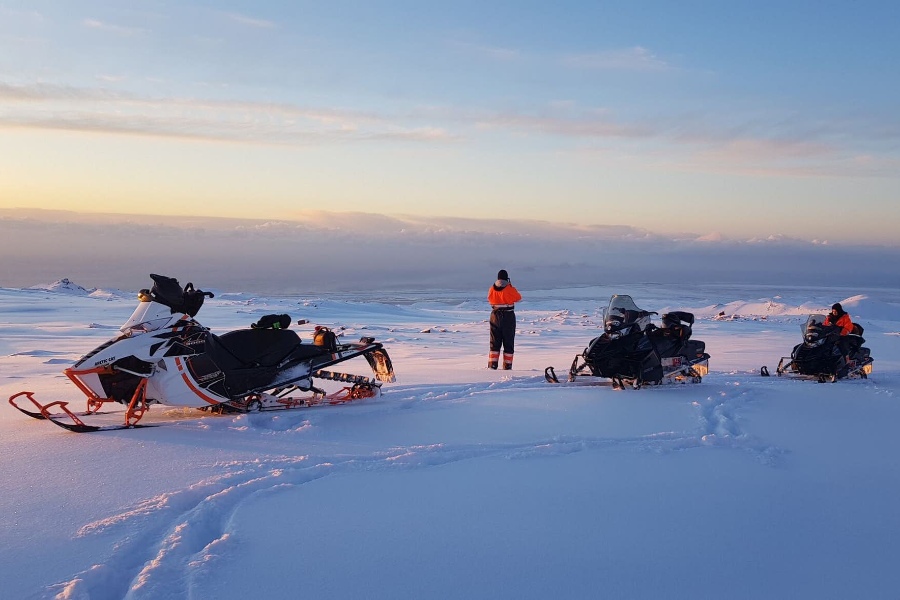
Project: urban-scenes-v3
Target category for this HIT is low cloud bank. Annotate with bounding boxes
[2,209,898,293]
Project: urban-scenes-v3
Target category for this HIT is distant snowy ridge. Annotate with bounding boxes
[0,207,884,247]
[28,278,91,295]
[689,294,899,322]
[15,280,898,323]
[27,278,130,300]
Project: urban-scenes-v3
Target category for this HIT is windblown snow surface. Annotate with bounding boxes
[1,282,899,600]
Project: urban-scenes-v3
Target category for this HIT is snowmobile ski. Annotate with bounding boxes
[9,391,114,420]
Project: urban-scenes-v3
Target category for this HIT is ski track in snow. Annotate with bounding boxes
[40,374,786,600]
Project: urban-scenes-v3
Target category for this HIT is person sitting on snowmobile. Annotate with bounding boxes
[824,302,853,361]
[487,269,522,370]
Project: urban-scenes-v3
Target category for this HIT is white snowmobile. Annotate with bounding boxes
[9,274,395,432]
[545,294,710,389]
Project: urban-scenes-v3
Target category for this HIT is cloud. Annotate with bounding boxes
[223,12,276,29]
[0,8,43,21]
[474,111,651,139]
[82,18,145,36]
[1,80,897,176]
[467,105,900,177]
[664,136,900,178]
[1,209,897,293]
[450,40,520,62]
[0,82,456,145]
[561,46,671,71]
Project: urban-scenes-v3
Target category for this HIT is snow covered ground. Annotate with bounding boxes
[1,280,899,599]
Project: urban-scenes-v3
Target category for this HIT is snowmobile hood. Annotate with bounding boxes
[120,300,181,334]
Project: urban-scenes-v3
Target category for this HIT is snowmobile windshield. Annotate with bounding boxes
[120,301,177,334]
[803,314,828,343]
[804,314,827,333]
[603,295,650,336]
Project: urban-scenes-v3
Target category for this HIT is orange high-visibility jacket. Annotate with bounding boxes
[825,312,853,336]
[488,284,522,308]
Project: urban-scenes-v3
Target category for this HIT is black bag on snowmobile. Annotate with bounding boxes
[251,314,292,330]
[313,326,338,352]
[147,273,213,317]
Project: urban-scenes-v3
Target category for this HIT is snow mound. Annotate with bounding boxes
[688,294,899,322]
[838,295,900,321]
[88,288,131,300]
[25,280,130,300]
[690,299,819,320]
[28,278,92,295]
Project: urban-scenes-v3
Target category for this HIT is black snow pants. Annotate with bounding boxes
[489,309,516,369]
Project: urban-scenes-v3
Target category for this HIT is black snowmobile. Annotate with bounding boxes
[545,294,710,389]
[765,314,873,383]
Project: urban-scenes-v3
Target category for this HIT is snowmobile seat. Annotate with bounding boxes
[206,328,305,370]
[648,328,683,357]
[682,339,707,359]
[852,346,871,362]
[674,325,691,341]
[662,311,694,327]
[845,334,865,354]
[661,312,693,341]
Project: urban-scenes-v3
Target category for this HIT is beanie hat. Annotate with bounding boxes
[497,269,509,281]
[832,303,843,312]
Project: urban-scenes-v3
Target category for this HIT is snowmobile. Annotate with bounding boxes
[9,274,395,432]
[763,314,873,383]
[545,294,710,389]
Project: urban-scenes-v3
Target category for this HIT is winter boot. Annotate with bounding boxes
[488,350,500,370]
[503,353,514,370]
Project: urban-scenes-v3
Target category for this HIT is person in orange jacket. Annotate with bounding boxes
[824,302,853,361]
[487,269,522,369]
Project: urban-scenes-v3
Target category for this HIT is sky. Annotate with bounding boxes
[1,1,899,245]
